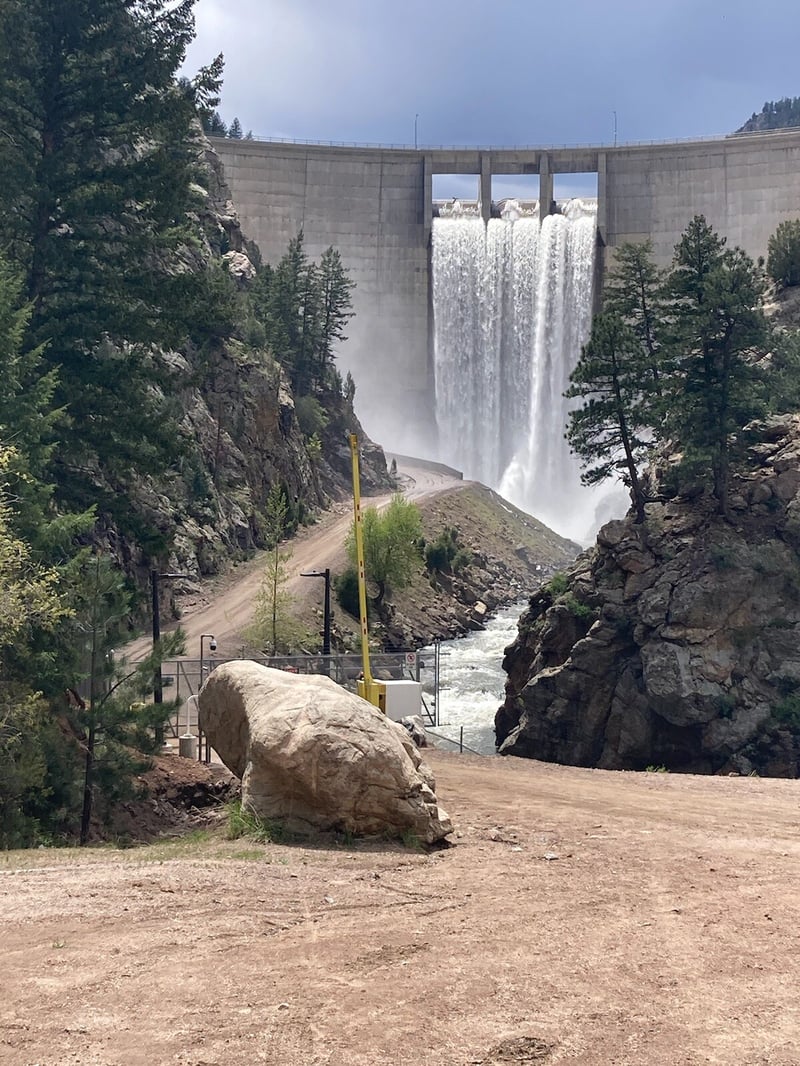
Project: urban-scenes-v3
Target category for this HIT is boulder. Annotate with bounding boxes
[198,661,452,842]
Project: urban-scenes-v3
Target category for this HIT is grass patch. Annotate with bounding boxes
[226,800,293,844]
[399,828,424,850]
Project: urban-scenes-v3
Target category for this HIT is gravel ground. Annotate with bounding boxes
[3,750,800,1065]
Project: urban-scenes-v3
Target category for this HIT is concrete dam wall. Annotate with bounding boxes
[212,130,800,458]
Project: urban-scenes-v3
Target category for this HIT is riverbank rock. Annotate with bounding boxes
[496,415,800,777]
[198,661,452,842]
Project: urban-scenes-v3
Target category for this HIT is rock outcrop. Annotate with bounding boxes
[199,661,453,842]
[496,416,800,777]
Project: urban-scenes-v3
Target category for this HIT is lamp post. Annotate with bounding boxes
[199,633,217,688]
[414,113,419,149]
[300,569,331,656]
[613,110,617,148]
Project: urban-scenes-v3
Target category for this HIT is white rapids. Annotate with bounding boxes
[432,199,616,543]
[420,603,526,755]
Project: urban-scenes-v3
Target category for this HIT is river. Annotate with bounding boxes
[420,602,526,755]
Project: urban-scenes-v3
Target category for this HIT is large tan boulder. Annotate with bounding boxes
[198,661,452,843]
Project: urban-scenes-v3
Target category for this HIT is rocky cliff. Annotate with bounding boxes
[108,141,390,603]
[496,415,800,777]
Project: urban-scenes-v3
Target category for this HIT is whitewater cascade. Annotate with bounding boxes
[432,200,608,542]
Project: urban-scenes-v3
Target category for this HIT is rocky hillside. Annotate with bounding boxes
[116,142,391,602]
[496,414,800,777]
[344,483,579,649]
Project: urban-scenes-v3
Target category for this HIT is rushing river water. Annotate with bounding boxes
[420,602,526,755]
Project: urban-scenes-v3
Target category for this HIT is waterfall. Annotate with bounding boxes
[432,200,609,543]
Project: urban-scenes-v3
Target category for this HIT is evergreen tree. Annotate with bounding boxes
[67,553,183,843]
[566,314,652,523]
[265,232,309,389]
[257,234,356,396]
[767,219,800,288]
[603,240,666,394]
[202,109,228,136]
[0,256,63,546]
[317,246,355,383]
[0,0,210,510]
[0,443,71,845]
[228,117,243,139]
[665,216,769,514]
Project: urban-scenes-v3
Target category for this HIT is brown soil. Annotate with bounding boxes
[123,459,462,663]
[3,751,800,1065]
[123,461,576,663]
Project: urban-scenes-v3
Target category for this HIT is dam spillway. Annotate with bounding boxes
[432,200,598,541]
[212,130,800,535]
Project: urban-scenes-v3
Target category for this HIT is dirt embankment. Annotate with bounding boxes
[3,751,800,1065]
[124,466,578,661]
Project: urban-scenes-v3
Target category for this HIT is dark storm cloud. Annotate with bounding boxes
[185,0,800,146]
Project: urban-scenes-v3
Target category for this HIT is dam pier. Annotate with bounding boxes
[212,130,800,535]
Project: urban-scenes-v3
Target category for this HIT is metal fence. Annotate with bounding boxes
[158,651,435,745]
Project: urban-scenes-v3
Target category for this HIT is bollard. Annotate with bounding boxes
[179,733,197,759]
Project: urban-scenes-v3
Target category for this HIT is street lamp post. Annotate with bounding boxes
[300,569,331,657]
[613,110,617,148]
[199,633,217,688]
[414,113,419,150]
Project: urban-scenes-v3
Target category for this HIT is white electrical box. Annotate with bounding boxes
[382,679,423,722]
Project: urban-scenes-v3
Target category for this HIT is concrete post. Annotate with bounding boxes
[479,153,492,223]
[539,153,553,222]
[596,151,607,245]
[423,154,432,243]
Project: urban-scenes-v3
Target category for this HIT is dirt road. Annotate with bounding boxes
[125,460,463,662]
[3,752,800,1065]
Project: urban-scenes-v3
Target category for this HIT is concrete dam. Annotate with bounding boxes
[212,130,800,538]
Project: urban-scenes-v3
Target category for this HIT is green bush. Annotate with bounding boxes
[767,220,800,288]
[425,526,468,574]
[547,572,569,596]
[563,594,596,621]
[295,395,329,437]
[334,566,362,619]
[773,695,800,730]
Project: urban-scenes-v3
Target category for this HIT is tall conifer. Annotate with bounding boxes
[0,0,216,505]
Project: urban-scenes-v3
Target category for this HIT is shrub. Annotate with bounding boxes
[767,220,800,288]
[773,695,800,730]
[294,395,329,437]
[334,566,362,618]
[563,594,596,621]
[547,572,569,596]
[425,526,471,574]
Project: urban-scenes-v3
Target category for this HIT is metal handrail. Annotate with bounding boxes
[209,127,800,153]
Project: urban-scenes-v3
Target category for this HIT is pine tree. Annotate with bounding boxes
[0,442,71,845]
[603,240,666,394]
[64,552,183,843]
[316,246,355,384]
[566,313,652,523]
[228,117,243,139]
[665,216,769,514]
[258,234,356,396]
[0,0,208,508]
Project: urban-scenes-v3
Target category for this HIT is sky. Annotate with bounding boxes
[184,0,799,198]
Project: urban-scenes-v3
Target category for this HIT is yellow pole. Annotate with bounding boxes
[349,434,375,698]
